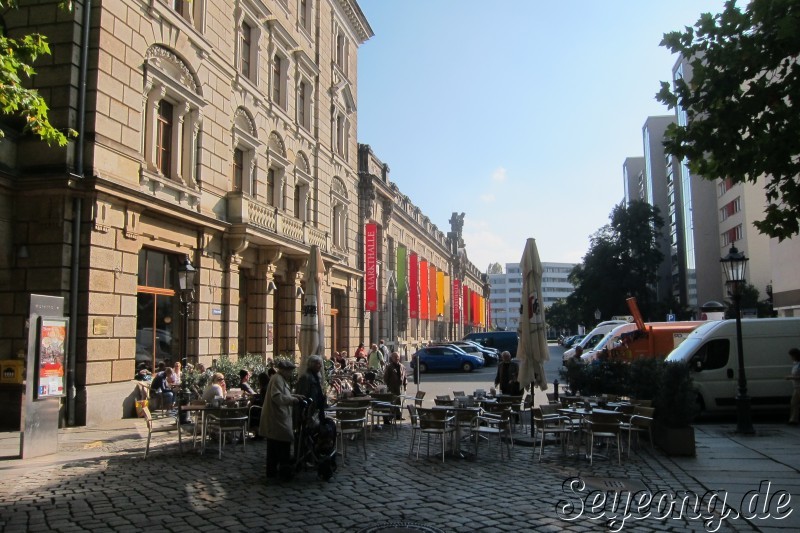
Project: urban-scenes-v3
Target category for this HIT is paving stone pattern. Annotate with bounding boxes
[0,418,785,532]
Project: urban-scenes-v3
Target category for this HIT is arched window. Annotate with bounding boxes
[331,176,349,250]
[142,45,205,192]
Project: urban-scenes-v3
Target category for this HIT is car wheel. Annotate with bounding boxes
[461,361,474,372]
[418,362,428,374]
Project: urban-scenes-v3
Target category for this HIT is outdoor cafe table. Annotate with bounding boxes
[432,405,480,458]
[557,407,621,458]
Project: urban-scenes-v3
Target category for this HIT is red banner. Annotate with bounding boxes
[463,285,470,325]
[419,260,428,320]
[409,253,419,319]
[453,279,461,322]
[472,292,480,325]
[365,223,378,311]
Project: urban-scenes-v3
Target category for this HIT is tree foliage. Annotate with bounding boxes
[0,0,75,146]
[657,0,800,240]
[487,262,503,275]
[544,299,577,335]
[568,201,665,324]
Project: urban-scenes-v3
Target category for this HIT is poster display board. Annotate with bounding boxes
[36,317,68,399]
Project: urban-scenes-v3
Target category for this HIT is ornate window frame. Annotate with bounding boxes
[141,45,205,200]
[232,107,260,196]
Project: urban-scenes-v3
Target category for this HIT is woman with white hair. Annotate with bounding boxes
[295,354,326,421]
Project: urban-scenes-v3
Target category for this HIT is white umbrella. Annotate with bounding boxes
[298,245,326,376]
[517,238,549,391]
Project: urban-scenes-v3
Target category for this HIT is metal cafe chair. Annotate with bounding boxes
[204,406,249,459]
[416,407,455,462]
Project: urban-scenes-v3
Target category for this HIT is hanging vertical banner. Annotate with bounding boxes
[365,222,378,312]
[473,292,480,325]
[419,260,428,320]
[409,252,419,319]
[479,296,485,327]
[429,264,437,320]
[463,285,470,325]
[452,278,461,322]
[396,245,407,298]
[441,274,449,315]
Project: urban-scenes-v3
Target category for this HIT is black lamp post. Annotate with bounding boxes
[720,245,754,435]
[177,254,196,423]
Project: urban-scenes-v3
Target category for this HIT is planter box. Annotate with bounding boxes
[654,422,696,456]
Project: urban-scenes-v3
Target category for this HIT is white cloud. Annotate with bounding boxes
[491,167,507,183]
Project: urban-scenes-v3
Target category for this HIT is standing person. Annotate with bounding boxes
[379,339,390,360]
[354,342,367,363]
[383,352,407,396]
[260,359,303,480]
[368,343,385,371]
[494,351,519,395]
[295,355,326,422]
[383,352,407,421]
[787,348,800,425]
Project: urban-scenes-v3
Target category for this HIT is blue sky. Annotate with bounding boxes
[356,0,727,272]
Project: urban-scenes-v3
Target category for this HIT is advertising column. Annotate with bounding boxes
[22,294,67,458]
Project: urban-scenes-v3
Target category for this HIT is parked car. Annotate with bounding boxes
[562,335,584,349]
[410,345,485,373]
[430,341,499,365]
[462,331,519,356]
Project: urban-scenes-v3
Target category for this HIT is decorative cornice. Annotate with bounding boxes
[336,0,374,44]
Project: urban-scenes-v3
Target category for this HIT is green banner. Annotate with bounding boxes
[396,245,407,297]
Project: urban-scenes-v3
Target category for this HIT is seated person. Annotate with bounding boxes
[168,362,182,388]
[150,368,175,408]
[334,350,348,370]
[134,362,151,381]
[351,373,374,397]
[202,372,227,403]
[239,369,256,396]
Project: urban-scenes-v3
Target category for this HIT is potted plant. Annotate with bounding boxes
[652,361,698,456]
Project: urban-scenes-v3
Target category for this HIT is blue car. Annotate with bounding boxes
[410,345,485,373]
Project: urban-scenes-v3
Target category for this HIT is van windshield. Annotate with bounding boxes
[664,338,702,362]
[664,321,719,362]
[582,333,606,350]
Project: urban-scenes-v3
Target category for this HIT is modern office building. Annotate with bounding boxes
[488,262,575,333]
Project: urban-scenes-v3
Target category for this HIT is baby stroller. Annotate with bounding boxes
[294,399,338,481]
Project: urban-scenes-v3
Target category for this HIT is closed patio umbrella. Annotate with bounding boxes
[517,238,549,391]
[298,245,326,376]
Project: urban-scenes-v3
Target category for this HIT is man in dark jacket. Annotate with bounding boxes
[494,351,520,395]
[295,354,326,422]
[383,352,407,421]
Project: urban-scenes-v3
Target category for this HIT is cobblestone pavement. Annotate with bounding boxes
[1,415,783,533]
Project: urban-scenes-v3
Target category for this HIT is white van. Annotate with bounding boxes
[664,318,800,413]
[562,320,629,364]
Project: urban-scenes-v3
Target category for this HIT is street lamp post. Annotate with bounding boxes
[177,254,197,424]
[720,245,754,435]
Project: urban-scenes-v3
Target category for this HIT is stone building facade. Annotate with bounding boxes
[0,0,372,425]
[356,145,488,359]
